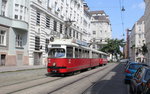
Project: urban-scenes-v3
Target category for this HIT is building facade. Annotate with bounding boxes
[129,16,146,62]
[144,0,150,64]
[28,0,86,65]
[82,2,91,43]
[0,0,112,66]
[90,10,112,50]
[0,0,29,66]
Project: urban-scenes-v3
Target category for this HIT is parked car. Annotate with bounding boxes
[120,59,129,63]
[142,79,150,94]
[130,66,150,94]
[125,61,137,71]
[124,63,147,84]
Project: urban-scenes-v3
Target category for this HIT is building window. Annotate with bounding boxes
[76,32,78,39]
[35,36,40,50]
[60,24,63,34]
[73,30,75,37]
[36,12,40,25]
[69,29,72,37]
[45,39,49,52]
[46,16,50,28]
[93,45,95,49]
[1,0,7,16]
[16,34,23,47]
[15,4,19,7]
[20,16,22,20]
[53,20,57,31]
[93,31,96,34]
[14,15,18,19]
[139,27,141,31]
[0,30,6,45]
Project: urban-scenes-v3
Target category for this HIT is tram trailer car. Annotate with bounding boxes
[47,39,108,74]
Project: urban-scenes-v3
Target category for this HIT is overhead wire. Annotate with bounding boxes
[119,0,125,38]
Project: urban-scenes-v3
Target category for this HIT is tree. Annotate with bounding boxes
[141,44,148,55]
[100,38,125,61]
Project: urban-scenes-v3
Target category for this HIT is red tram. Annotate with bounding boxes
[47,39,108,74]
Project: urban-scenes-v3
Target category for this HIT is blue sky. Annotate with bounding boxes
[85,0,145,40]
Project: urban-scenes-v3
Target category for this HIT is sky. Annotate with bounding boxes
[85,0,145,40]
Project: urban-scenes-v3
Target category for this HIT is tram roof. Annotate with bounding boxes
[91,49,108,55]
[49,39,79,47]
[49,39,108,55]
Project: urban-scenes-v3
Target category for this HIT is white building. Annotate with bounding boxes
[28,0,86,65]
[0,0,112,66]
[144,0,150,64]
[0,0,29,66]
[129,16,146,62]
[90,10,112,50]
[82,2,91,43]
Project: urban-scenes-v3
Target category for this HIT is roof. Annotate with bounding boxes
[90,10,106,15]
[92,16,110,23]
[48,39,108,55]
[137,16,144,24]
[89,10,110,23]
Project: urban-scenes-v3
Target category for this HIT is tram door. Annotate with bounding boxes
[34,52,42,65]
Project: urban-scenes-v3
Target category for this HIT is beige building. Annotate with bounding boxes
[0,0,29,66]
[90,10,112,50]
[144,0,150,64]
[129,16,146,62]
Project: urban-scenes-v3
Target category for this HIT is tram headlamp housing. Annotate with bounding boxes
[53,63,56,66]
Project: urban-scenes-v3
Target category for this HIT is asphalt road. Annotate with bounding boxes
[0,63,129,94]
[84,63,128,94]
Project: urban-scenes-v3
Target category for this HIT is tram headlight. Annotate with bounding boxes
[53,63,56,66]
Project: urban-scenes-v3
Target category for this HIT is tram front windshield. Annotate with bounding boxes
[48,48,65,58]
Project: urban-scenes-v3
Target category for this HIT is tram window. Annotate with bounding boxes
[67,47,73,58]
[79,49,82,58]
[85,50,89,58]
[92,52,95,58]
[84,50,86,58]
[99,54,102,58]
[101,55,107,58]
[92,52,98,58]
[87,51,89,58]
[75,48,79,58]
[48,48,65,58]
[96,53,99,58]
[101,55,104,58]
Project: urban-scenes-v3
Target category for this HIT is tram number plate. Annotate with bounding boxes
[52,70,57,72]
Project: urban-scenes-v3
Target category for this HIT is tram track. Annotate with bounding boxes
[0,76,47,88]
[4,64,114,94]
[0,72,64,88]
[0,75,64,94]
[81,64,119,94]
[47,66,109,94]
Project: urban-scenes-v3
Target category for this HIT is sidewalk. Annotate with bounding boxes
[0,65,46,73]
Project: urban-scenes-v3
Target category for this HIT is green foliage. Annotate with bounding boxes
[100,38,125,60]
[142,44,148,55]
